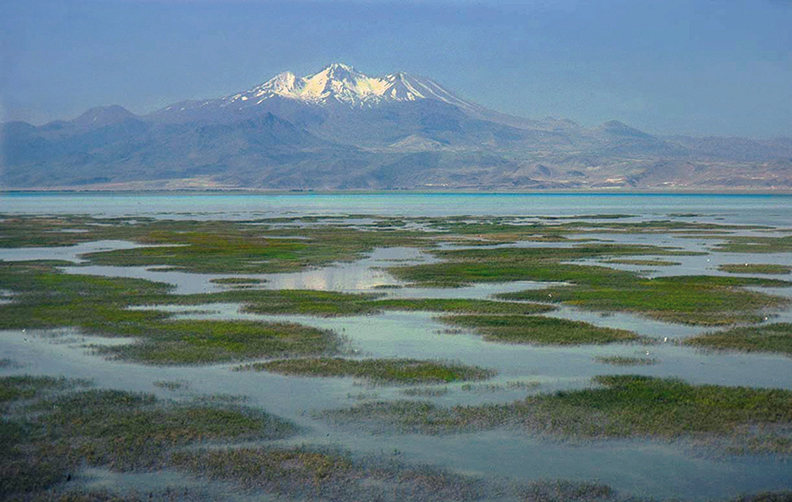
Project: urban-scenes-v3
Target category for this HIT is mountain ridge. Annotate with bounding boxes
[3,63,792,191]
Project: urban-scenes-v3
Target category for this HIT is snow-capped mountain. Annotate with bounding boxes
[4,62,792,191]
[153,63,487,124]
[222,63,479,110]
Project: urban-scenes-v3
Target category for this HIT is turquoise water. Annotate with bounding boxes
[3,192,792,226]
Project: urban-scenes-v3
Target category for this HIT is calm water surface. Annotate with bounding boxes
[3,192,792,226]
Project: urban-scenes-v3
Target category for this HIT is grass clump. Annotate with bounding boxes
[714,235,792,254]
[152,380,188,391]
[94,320,340,365]
[152,288,382,317]
[593,356,658,366]
[402,387,450,397]
[685,323,792,355]
[239,358,496,385]
[390,242,789,326]
[0,263,345,364]
[30,389,295,469]
[322,376,792,450]
[718,264,791,275]
[1,379,298,499]
[440,315,641,345]
[390,244,682,288]
[1,375,90,407]
[374,298,554,315]
[499,275,790,326]
[79,219,433,274]
[602,259,680,266]
[240,290,380,317]
[171,445,491,502]
[519,479,616,502]
[0,358,21,368]
[209,277,267,285]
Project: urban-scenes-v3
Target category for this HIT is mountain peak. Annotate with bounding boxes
[72,105,136,128]
[221,64,479,111]
[321,62,356,73]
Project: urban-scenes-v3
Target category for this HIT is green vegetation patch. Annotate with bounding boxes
[78,219,433,274]
[714,235,792,254]
[499,275,790,326]
[151,288,382,317]
[239,357,496,384]
[0,263,344,364]
[390,241,789,326]
[602,259,680,266]
[519,479,616,502]
[171,445,490,502]
[439,315,641,345]
[0,375,90,407]
[685,323,792,356]
[718,264,791,275]
[593,356,658,366]
[94,320,340,365]
[152,380,188,391]
[209,277,267,285]
[0,215,108,248]
[390,244,693,287]
[322,376,792,450]
[373,298,555,315]
[1,378,297,499]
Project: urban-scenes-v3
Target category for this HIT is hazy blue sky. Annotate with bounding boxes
[2,0,790,138]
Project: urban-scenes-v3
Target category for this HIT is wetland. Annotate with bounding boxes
[1,193,791,502]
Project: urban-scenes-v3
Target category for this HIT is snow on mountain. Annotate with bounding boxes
[221,63,480,111]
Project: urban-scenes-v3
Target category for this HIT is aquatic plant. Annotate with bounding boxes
[685,323,792,355]
[239,357,496,384]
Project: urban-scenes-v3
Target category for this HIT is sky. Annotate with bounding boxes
[1,0,790,138]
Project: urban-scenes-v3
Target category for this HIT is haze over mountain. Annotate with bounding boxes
[3,63,791,191]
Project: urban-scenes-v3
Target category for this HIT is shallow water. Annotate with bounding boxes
[2,325,790,502]
[2,195,792,501]
[3,192,792,226]
[0,240,151,263]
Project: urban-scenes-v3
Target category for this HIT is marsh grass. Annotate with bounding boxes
[145,287,382,316]
[593,356,658,366]
[209,277,267,285]
[79,221,434,274]
[0,263,345,364]
[0,375,91,407]
[152,380,188,391]
[322,376,792,450]
[390,244,680,287]
[402,387,450,397]
[1,377,298,499]
[718,264,791,275]
[373,298,555,315]
[499,275,791,326]
[239,358,496,384]
[94,320,340,365]
[520,479,616,502]
[440,315,641,345]
[171,445,491,502]
[602,259,680,266]
[0,358,21,368]
[461,381,541,393]
[685,323,792,355]
[715,236,792,254]
[389,241,789,325]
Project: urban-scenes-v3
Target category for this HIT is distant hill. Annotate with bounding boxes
[3,63,792,191]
